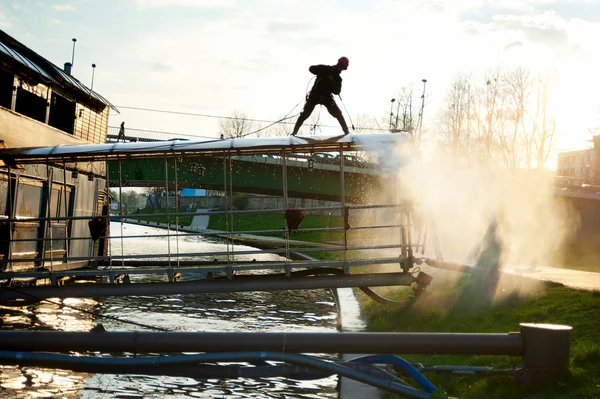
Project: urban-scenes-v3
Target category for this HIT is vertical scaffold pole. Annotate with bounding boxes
[62,160,69,262]
[282,149,290,276]
[173,157,180,269]
[405,205,413,273]
[118,159,124,269]
[106,155,112,270]
[228,152,234,276]
[339,146,348,273]
[45,165,54,272]
[164,155,171,269]
[6,166,12,271]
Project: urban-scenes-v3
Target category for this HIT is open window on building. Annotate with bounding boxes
[15,81,47,123]
[0,69,14,110]
[49,92,75,134]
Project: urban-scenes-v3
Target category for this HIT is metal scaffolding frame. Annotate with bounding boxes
[0,133,438,304]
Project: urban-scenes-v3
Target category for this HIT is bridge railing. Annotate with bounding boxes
[106,126,209,143]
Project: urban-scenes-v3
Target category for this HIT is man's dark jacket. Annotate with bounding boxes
[308,65,342,99]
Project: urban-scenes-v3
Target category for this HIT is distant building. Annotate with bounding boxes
[181,188,206,197]
[556,136,600,186]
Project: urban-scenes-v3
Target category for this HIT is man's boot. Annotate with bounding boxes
[339,118,350,135]
[291,120,301,136]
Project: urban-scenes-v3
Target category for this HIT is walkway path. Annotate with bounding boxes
[190,208,210,230]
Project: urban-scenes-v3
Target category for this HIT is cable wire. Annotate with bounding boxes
[115,105,392,132]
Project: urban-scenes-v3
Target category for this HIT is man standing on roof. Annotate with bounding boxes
[118,121,126,142]
[291,57,350,136]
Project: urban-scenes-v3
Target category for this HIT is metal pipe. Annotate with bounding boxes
[0,272,416,300]
[0,222,405,243]
[1,243,406,263]
[0,204,405,224]
[173,157,180,268]
[0,330,524,356]
[282,149,290,275]
[0,257,410,278]
[6,166,13,269]
[0,350,431,398]
[164,155,171,267]
[118,159,124,268]
[0,243,406,264]
[62,160,69,258]
[339,145,347,272]
[44,165,54,270]
[105,155,112,269]
[0,259,408,280]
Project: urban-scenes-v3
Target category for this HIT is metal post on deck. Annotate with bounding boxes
[106,155,112,270]
[62,161,69,262]
[405,207,414,272]
[173,157,180,269]
[44,165,54,272]
[339,146,348,273]
[6,166,13,271]
[282,149,290,277]
[117,160,124,269]
[164,155,171,269]
[224,153,234,276]
[228,152,235,277]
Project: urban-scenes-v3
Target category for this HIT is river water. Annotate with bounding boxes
[0,223,342,398]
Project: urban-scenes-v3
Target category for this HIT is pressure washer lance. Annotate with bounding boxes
[337,94,355,131]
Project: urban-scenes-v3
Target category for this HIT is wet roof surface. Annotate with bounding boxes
[0,133,413,162]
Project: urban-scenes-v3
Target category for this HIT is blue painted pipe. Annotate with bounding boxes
[0,351,432,398]
[349,354,437,393]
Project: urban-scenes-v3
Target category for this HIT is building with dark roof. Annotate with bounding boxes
[0,29,118,147]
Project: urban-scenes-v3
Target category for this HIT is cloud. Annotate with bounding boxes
[139,61,175,73]
[52,4,76,12]
[134,0,234,9]
[267,21,314,35]
[466,11,586,59]
[503,40,523,52]
[0,11,12,30]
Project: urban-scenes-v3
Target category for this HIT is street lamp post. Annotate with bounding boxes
[389,98,396,130]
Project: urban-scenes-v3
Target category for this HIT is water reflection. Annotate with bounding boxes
[0,223,339,397]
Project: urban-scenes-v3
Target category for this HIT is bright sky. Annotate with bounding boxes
[1,0,599,155]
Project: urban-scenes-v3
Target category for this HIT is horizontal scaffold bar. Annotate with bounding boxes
[1,257,406,278]
[0,330,524,356]
[0,272,417,301]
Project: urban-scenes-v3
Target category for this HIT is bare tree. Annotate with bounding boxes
[437,73,475,157]
[472,69,505,163]
[498,67,533,168]
[354,114,380,133]
[219,110,255,138]
[262,115,294,137]
[530,73,558,169]
[392,87,417,133]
